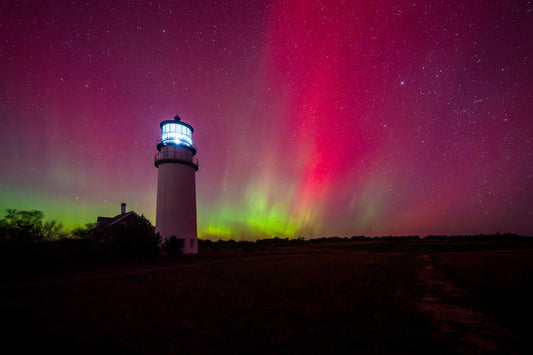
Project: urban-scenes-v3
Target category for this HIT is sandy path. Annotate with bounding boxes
[415,254,519,354]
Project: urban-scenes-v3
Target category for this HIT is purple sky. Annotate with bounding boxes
[1,0,532,238]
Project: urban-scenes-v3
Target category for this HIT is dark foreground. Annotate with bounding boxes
[2,240,532,354]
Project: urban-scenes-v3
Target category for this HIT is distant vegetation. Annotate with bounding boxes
[0,208,530,282]
[0,209,68,242]
[0,209,162,282]
[199,232,529,251]
[1,208,529,249]
[0,209,160,258]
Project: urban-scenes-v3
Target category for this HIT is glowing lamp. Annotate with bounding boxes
[158,118,195,150]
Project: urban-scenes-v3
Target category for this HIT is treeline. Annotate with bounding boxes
[0,209,166,282]
[422,233,527,241]
[0,209,68,242]
[1,208,530,261]
[0,210,196,283]
[0,209,187,258]
[199,233,530,250]
[310,233,528,242]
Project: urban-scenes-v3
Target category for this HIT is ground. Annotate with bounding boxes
[1,240,532,354]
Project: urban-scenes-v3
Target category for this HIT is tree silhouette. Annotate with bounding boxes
[41,220,68,241]
[71,222,97,239]
[0,209,65,242]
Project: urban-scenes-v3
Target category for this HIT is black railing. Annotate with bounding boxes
[156,138,197,151]
[155,151,198,170]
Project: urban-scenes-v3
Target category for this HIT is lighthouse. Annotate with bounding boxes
[155,115,199,254]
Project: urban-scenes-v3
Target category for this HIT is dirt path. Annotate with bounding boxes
[414,254,518,354]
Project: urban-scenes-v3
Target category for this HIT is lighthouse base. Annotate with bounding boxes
[155,160,198,255]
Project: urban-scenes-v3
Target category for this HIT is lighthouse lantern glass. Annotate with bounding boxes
[161,122,193,148]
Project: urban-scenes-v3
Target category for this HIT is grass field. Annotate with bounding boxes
[1,240,532,354]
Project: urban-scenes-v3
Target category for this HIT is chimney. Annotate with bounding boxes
[121,203,126,215]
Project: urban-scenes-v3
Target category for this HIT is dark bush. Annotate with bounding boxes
[162,236,184,255]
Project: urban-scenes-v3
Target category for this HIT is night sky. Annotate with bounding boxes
[1,1,532,239]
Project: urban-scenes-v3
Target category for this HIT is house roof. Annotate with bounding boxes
[97,211,141,228]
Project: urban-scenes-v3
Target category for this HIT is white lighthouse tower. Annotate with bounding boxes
[155,115,199,254]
